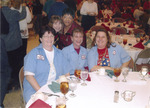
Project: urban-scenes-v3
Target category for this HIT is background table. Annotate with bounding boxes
[26,72,150,108]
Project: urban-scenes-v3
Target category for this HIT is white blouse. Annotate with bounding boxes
[80,1,98,16]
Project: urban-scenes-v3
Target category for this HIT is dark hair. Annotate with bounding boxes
[39,25,56,38]
[92,29,112,48]
[48,15,63,27]
[72,27,84,37]
[62,8,75,18]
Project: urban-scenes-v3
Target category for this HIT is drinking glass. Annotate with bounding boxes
[140,36,145,42]
[60,82,69,100]
[140,66,148,81]
[118,36,123,45]
[80,71,88,86]
[123,39,128,46]
[122,67,129,82]
[69,77,77,97]
[112,29,116,35]
[114,68,121,82]
[56,97,66,108]
[136,37,140,43]
[74,69,81,83]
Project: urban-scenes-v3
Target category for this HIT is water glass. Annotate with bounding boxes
[122,67,129,82]
[80,71,88,86]
[140,66,148,81]
[56,97,66,108]
[69,77,77,97]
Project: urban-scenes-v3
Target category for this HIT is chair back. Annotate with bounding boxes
[128,57,134,70]
[111,27,127,34]
[134,48,150,71]
[90,25,105,31]
[133,29,145,35]
[112,17,125,23]
[19,66,26,106]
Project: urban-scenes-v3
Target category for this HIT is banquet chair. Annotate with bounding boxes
[112,17,125,23]
[132,29,145,35]
[90,25,105,31]
[111,27,127,34]
[128,57,134,70]
[134,48,150,71]
[19,66,26,106]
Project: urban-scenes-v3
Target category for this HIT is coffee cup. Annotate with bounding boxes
[31,92,47,101]
[121,90,136,102]
[98,68,106,75]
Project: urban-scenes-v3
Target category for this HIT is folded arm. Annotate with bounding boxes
[26,75,40,91]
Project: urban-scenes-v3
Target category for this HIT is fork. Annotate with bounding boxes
[42,92,60,97]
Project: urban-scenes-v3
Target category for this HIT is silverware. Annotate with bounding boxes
[42,92,60,97]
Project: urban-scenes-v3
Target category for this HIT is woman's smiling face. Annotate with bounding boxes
[96,31,108,49]
[62,14,74,27]
[40,31,54,51]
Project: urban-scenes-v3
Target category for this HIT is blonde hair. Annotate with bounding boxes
[48,15,63,27]
[48,15,63,33]
[1,0,11,6]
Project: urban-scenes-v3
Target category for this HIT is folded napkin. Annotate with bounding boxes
[105,70,114,78]
[135,33,140,38]
[117,25,121,27]
[108,22,111,26]
[115,29,120,35]
[107,14,110,19]
[104,18,109,22]
[101,24,111,32]
[144,40,150,46]
[48,81,60,93]
[133,42,145,49]
[126,21,129,24]
[128,24,135,28]
[29,99,51,108]
[79,74,91,81]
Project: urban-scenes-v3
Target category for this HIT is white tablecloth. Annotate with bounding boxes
[96,22,139,32]
[111,34,150,64]
[26,72,150,108]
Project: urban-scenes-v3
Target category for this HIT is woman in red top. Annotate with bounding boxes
[60,8,86,49]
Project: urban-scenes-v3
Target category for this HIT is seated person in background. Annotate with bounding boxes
[48,15,63,49]
[23,26,69,103]
[62,28,88,75]
[60,8,86,49]
[112,6,121,18]
[88,29,131,72]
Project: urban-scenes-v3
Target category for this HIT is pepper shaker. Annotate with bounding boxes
[114,91,119,103]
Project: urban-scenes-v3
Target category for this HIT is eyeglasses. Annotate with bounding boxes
[43,35,54,38]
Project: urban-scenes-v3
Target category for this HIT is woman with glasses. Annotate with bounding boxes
[23,25,69,103]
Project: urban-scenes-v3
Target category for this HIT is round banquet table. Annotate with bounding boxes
[26,72,150,108]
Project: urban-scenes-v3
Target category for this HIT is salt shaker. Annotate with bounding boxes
[114,91,119,103]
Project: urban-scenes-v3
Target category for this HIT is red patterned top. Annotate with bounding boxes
[97,47,110,66]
